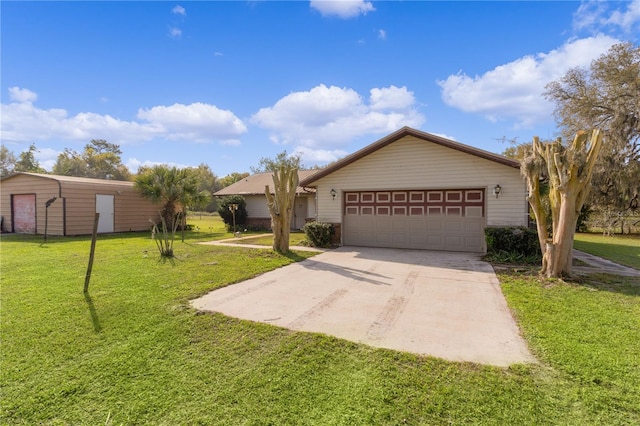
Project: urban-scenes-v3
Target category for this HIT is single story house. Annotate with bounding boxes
[214,170,318,230]
[299,127,528,253]
[0,172,161,235]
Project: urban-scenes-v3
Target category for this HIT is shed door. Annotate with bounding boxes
[96,194,114,233]
[342,189,485,253]
[12,194,37,233]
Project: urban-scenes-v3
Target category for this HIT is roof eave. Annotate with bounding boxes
[299,127,520,186]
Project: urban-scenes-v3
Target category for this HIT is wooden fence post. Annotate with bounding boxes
[84,213,100,293]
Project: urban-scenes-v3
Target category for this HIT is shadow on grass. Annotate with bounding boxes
[1,230,235,246]
[83,292,102,332]
[157,255,178,265]
[282,251,309,262]
[499,268,640,297]
[571,273,640,297]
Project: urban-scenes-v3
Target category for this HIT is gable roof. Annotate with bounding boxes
[299,127,520,187]
[214,170,318,196]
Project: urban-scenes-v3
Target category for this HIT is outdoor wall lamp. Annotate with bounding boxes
[493,184,502,198]
[44,197,57,242]
[330,189,337,200]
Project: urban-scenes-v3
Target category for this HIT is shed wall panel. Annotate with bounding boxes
[0,175,64,235]
[1,174,160,235]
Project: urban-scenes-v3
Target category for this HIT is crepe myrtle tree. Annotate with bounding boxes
[258,151,301,253]
[521,130,603,278]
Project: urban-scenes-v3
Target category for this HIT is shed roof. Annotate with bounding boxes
[1,172,135,187]
[299,127,520,187]
[214,170,318,196]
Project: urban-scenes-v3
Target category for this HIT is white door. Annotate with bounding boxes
[96,194,114,233]
[293,197,308,230]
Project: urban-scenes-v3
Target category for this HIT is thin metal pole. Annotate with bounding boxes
[44,206,49,242]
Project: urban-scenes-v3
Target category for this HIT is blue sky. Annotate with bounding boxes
[2,1,639,177]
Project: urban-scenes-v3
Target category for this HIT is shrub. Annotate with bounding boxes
[217,195,248,231]
[485,226,541,258]
[303,222,334,248]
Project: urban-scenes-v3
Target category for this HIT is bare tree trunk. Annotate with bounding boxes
[549,191,579,276]
[523,130,603,278]
[265,165,299,253]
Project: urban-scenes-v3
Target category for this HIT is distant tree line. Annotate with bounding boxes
[1,139,253,213]
[503,42,640,234]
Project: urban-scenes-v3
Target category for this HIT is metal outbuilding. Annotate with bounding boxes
[0,172,161,235]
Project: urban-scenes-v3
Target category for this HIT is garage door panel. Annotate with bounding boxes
[343,189,485,253]
[427,235,444,250]
[445,235,463,251]
[465,220,483,233]
[427,221,443,232]
[445,220,462,233]
[408,220,426,233]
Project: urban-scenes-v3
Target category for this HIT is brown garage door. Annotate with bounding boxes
[12,194,37,233]
[342,189,485,252]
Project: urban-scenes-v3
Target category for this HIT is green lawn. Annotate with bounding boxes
[574,233,640,269]
[2,220,639,424]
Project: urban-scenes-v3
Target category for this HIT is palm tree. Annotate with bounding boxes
[134,165,209,230]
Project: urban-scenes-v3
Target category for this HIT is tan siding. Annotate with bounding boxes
[1,174,161,235]
[244,194,315,222]
[312,135,527,227]
[0,175,64,235]
[113,189,161,232]
[61,180,160,235]
[245,195,270,218]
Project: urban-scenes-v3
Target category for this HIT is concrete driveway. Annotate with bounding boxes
[191,247,535,366]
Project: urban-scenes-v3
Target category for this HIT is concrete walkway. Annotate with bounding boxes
[198,234,325,252]
[191,247,536,367]
[573,250,640,277]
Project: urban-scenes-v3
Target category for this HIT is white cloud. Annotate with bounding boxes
[125,158,192,173]
[172,5,186,16]
[252,84,424,147]
[310,0,375,18]
[369,86,414,110]
[137,102,247,142]
[293,146,349,166]
[438,35,619,127]
[378,29,387,40]
[168,27,182,38]
[431,133,457,141]
[605,0,640,32]
[9,87,37,103]
[574,0,640,33]
[34,147,60,172]
[1,88,247,145]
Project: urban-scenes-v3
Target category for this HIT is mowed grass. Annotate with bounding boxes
[2,218,639,424]
[574,233,640,269]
